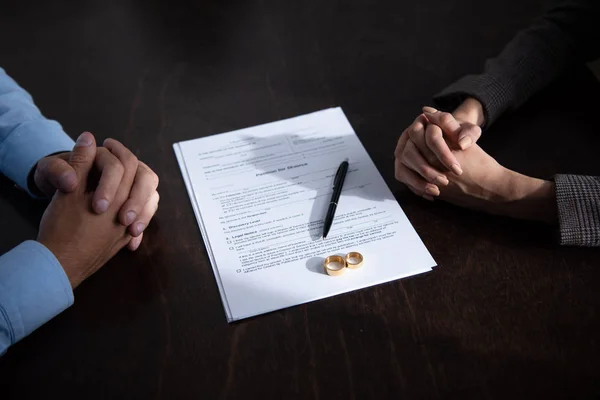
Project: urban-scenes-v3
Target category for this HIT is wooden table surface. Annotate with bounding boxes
[1,0,599,398]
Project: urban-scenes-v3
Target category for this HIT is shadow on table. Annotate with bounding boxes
[395,190,558,248]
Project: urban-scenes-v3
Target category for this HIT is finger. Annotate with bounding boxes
[34,155,78,197]
[425,124,463,175]
[406,115,448,183]
[422,107,461,141]
[406,114,427,149]
[398,114,427,156]
[127,232,144,251]
[128,190,159,237]
[401,140,449,186]
[119,162,160,226]
[69,132,97,191]
[103,138,138,202]
[406,114,435,158]
[394,129,409,157]
[395,158,440,198]
[92,148,125,214]
[457,124,482,150]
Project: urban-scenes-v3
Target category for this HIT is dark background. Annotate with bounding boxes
[1,0,599,398]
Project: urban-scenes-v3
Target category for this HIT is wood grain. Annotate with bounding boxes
[1,0,599,398]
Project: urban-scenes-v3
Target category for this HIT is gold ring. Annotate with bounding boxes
[345,252,364,269]
[324,255,346,276]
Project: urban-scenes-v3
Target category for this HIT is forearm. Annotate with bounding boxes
[0,67,74,195]
[0,241,74,354]
[498,171,558,224]
[452,97,485,126]
[497,172,600,247]
[435,0,600,127]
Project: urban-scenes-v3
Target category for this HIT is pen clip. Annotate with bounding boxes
[333,165,343,188]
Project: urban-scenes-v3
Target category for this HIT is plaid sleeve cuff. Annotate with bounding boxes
[554,174,600,247]
[433,74,512,129]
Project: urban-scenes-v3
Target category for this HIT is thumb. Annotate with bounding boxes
[69,132,97,189]
[34,155,78,196]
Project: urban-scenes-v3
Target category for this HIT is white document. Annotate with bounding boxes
[174,108,436,321]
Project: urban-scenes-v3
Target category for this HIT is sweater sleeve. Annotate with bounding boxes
[433,0,600,127]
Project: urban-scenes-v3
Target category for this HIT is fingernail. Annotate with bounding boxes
[125,211,137,225]
[423,194,434,201]
[451,164,463,175]
[435,175,449,186]
[75,132,93,147]
[95,199,109,213]
[134,222,146,236]
[425,185,439,196]
[422,106,438,114]
[458,136,473,150]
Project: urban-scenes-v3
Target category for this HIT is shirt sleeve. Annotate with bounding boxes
[0,241,74,355]
[554,175,600,247]
[0,67,74,196]
[433,0,600,127]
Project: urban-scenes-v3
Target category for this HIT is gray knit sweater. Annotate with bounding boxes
[434,0,600,247]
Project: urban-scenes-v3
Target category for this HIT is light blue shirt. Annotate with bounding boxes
[0,67,75,354]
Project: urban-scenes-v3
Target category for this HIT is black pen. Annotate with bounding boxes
[322,159,349,239]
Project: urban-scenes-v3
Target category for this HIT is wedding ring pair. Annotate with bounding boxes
[324,252,364,276]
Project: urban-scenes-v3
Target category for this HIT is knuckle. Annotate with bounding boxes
[140,164,160,188]
[439,112,453,125]
[423,168,439,183]
[403,141,416,157]
[125,153,138,169]
[37,158,51,173]
[407,126,422,140]
[394,137,406,156]
[401,148,412,163]
[96,147,109,156]
[103,138,117,148]
[415,163,433,181]
[113,162,125,176]
[425,132,440,147]
[69,153,88,165]
[426,124,443,139]
[394,168,405,182]
[45,156,61,167]
[432,130,444,141]
[117,153,137,174]
[153,193,160,212]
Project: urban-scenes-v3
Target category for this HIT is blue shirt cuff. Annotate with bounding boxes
[0,240,74,353]
[0,120,74,197]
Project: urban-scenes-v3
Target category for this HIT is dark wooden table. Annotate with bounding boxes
[1,0,599,398]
